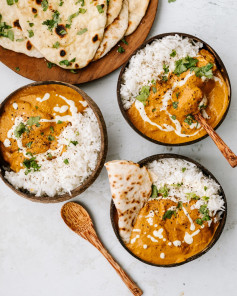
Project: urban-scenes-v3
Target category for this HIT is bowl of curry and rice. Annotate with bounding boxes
[117,33,231,146]
[0,81,108,203]
[107,154,226,267]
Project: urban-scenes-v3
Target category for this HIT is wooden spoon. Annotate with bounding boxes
[61,202,143,296]
[194,112,237,168]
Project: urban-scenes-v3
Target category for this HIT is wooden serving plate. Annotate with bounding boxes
[0,0,159,84]
[110,153,227,267]
[0,81,108,203]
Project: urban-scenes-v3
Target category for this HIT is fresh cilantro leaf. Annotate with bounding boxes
[136,85,150,105]
[41,0,48,11]
[182,167,186,173]
[121,38,128,45]
[28,30,34,38]
[27,116,41,126]
[53,41,60,48]
[64,158,69,165]
[174,56,198,75]
[26,141,33,148]
[172,101,178,109]
[171,115,176,120]
[170,49,176,57]
[70,140,78,146]
[163,210,176,220]
[48,135,55,141]
[47,62,56,69]
[158,185,169,197]
[14,122,26,138]
[77,28,88,35]
[96,4,104,13]
[118,46,125,53]
[150,184,158,198]
[190,63,213,79]
[184,114,195,125]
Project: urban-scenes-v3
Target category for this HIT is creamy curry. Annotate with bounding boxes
[126,49,229,144]
[126,199,219,265]
[0,84,86,173]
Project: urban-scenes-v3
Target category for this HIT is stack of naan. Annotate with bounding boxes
[0,0,150,69]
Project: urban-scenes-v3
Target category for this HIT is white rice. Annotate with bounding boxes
[120,35,203,110]
[5,107,101,197]
[147,158,225,217]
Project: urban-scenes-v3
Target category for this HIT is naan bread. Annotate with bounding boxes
[17,0,107,69]
[125,0,150,36]
[94,0,128,60]
[0,1,42,57]
[106,0,123,26]
[105,160,152,244]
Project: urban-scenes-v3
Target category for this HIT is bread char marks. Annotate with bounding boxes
[105,160,152,244]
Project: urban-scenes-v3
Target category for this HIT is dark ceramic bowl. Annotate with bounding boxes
[110,153,227,267]
[0,81,108,203]
[117,32,231,146]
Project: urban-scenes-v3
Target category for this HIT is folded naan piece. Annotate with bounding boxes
[17,0,107,69]
[94,0,128,60]
[105,160,152,244]
[0,1,42,57]
[125,0,150,36]
[106,0,123,26]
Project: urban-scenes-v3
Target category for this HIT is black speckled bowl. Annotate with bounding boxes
[110,153,227,267]
[117,32,231,147]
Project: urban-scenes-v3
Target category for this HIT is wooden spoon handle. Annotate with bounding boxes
[194,113,237,168]
[86,231,143,296]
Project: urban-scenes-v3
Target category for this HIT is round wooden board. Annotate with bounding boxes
[0,0,159,84]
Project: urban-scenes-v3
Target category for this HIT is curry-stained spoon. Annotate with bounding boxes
[194,112,237,168]
[61,202,143,296]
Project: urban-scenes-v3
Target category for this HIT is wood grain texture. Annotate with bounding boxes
[61,202,143,296]
[194,112,237,168]
[0,0,158,84]
[0,81,108,203]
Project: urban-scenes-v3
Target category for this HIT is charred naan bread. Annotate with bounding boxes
[106,0,123,26]
[125,0,150,36]
[0,1,42,57]
[105,160,152,244]
[17,0,107,69]
[94,0,128,60]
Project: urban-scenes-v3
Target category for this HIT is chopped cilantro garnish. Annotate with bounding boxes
[121,38,128,45]
[190,63,213,79]
[176,92,180,99]
[50,126,54,133]
[14,122,26,138]
[184,114,195,126]
[174,56,198,75]
[64,159,69,165]
[170,49,176,57]
[182,167,186,173]
[162,75,168,81]
[57,120,63,124]
[77,28,88,35]
[186,192,199,200]
[204,186,208,191]
[158,185,169,197]
[152,86,157,93]
[28,30,34,38]
[163,210,176,220]
[59,58,76,67]
[27,116,40,126]
[96,4,104,13]
[42,10,60,32]
[136,85,150,105]
[163,64,169,74]
[29,23,34,27]
[23,157,41,174]
[26,141,33,148]
[0,14,14,41]
[70,140,78,146]
[172,101,178,109]
[195,218,203,225]
[150,184,158,198]
[47,62,56,69]
[48,135,55,141]
[15,67,20,72]
[53,41,60,48]
[41,0,48,11]
[171,115,176,120]
[117,46,125,53]
[177,201,183,209]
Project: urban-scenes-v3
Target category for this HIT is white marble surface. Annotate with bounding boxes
[0,0,237,295]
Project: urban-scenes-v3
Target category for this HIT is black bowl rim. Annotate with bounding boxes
[110,153,227,267]
[0,80,108,203]
[117,32,232,147]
